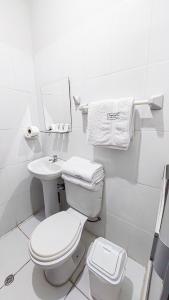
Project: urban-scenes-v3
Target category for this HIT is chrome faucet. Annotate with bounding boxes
[49,154,58,163]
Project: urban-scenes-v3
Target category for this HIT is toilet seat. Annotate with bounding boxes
[30,211,82,263]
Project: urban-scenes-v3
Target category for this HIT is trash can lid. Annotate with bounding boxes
[87,237,127,284]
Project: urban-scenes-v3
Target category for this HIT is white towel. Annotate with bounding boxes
[87,98,135,150]
[62,156,104,184]
[62,174,103,191]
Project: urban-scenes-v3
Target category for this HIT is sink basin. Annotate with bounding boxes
[28,156,64,218]
[28,156,64,181]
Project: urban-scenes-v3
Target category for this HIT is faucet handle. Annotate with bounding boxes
[49,154,58,162]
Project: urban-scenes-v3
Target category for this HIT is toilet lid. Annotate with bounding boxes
[30,211,81,261]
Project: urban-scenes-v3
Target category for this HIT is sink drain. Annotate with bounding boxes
[4,274,14,286]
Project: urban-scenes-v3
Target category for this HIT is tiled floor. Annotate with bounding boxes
[0,211,145,300]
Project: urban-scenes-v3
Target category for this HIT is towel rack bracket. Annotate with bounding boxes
[149,95,164,110]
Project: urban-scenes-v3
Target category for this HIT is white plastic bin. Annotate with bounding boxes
[87,237,127,300]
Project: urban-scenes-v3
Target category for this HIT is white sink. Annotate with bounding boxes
[27,156,64,218]
[28,156,64,181]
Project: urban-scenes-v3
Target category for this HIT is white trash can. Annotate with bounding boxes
[87,237,127,300]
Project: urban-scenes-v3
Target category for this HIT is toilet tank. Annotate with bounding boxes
[64,180,104,218]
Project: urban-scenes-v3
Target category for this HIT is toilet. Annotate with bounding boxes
[29,179,104,286]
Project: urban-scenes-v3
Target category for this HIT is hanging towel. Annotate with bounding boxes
[87,97,135,150]
[62,156,104,184]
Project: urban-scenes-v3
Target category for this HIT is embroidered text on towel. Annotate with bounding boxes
[107,112,120,120]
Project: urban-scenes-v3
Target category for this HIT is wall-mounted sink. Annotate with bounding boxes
[28,156,64,218]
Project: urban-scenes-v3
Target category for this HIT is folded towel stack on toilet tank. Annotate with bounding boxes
[62,156,104,191]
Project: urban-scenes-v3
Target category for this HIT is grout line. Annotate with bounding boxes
[65,279,89,300]
[17,225,30,240]
[75,285,91,300]
[69,264,90,299]
[17,213,35,227]
[82,64,148,81]
[0,158,40,171]
[137,181,161,191]
[17,208,45,227]
[64,283,75,299]
[0,210,42,240]
[107,211,155,236]
[0,259,31,291]
[70,264,86,287]
[0,85,33,94]
[14,259,31,277]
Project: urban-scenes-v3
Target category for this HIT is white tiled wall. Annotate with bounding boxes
[31,0,169,266]
[0,0,43,237]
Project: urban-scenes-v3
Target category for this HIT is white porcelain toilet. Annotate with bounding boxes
[29,179,103,286]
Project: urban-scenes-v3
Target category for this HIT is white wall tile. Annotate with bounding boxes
[0,163,41,206]
[106,213,153,266]
[143,61,169,131]
[149,0,169,63]
[80,68,146,103]
[0,163,43,235]
[0,163,30,207]
[105,178,160,233]
[110,0,152,72]
[0,89,32,129]
[138,131,169,188]
[127,225,153,266]
[0,45,14,88]
[0,129,41,169]
[0,0,42,236]
[12,49,35,91]
[93,131,141,182]
[0,0,33,54]
[0,201,17,237]
[15,181,44,224]
[106,214,131,251]
[33,0,152,77]
[42,128,93,162]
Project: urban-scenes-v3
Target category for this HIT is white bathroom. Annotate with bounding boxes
[0,0,169,299]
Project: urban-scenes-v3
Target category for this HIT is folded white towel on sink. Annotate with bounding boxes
[87,97,135,150]
[62,156,104,184]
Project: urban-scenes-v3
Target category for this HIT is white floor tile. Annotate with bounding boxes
[120,258,145,300]
[81,230,96,253]
[71,230,96,283]
[0,227,29,288]
[75,258,145,300]
[75,266,92,299]
[66,286,87,300]
[18,210,45,238]
[0,261,72,300]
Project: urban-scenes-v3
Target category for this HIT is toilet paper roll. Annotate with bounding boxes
[25,126,39,139]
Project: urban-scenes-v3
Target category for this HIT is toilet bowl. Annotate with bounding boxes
[29,178,104,286]
[29,208,87,285]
